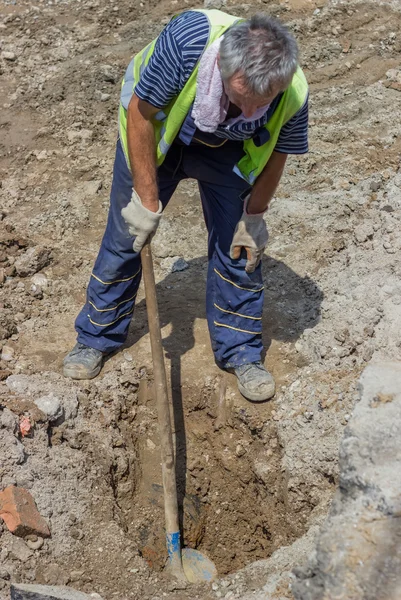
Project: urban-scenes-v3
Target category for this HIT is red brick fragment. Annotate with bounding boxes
[0,486,50,538]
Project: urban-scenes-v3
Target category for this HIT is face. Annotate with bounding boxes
[223,72,280,118]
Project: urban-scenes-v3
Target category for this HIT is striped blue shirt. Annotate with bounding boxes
[124,11,308,154]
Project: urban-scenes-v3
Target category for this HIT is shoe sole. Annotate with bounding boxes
[63,362,102,380]
[237,381,276,403]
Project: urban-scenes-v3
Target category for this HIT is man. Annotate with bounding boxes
[63,9,309,402]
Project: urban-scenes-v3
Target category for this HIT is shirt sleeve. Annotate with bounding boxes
[134,11,209,109]
[274,94,309,154]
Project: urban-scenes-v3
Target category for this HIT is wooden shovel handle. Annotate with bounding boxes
[140,242,180,537]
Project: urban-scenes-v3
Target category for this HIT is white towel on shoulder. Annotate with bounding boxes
[192,38,229,133]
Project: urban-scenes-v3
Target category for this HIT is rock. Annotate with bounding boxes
[14,247,51,277]
[0,407,19,433]
[0,486,51,538]
[83,180,102,196]
[172,257,189,272]
[30,284,43,299]
[2,51,16,61]
[41,564,69,586]
[34,393,63,421]
[1,430,25,464]
[293,361,401,600]
[99,64,119,84]
[203,0,226,7]
[0,369,12,380]
[370,179,381,192]
[9,537,34,562]
[94,90,111,102]
[354,223,374,243]
[1,345,15,361]
[0,567,10,579]
[15,470,35,489]
[66,129,93,145]
[160,256,189,273]
[235,444,246,457]
[5,374,78,420]
[11,584,103,600]
[146,438,156,450]
[31,273,49,289]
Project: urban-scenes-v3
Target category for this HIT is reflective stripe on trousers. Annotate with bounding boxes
[75,138,264,368]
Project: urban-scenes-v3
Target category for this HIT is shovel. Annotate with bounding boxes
[140,241,217,583]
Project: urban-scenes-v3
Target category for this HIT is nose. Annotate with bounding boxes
[241,103,258,118]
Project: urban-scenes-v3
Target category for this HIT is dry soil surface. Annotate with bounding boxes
[1,0,401,598]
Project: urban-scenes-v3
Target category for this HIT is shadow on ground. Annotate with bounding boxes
[123,253,323,534]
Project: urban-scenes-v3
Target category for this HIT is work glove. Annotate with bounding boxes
[121,189,163,253]
[230,209,269,274]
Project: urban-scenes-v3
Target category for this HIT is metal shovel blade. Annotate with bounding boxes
[182,548,218,583]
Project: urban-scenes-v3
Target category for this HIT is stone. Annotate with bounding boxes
[10,537,34,562]
[66,129,93,145]
[172,257,189,272]
[0,407,19,433]
[94,90,111,102]
[1,345,15,361]
[2,51,16,61]
[0,567,10,579]
[0,486,51,538]
[14,247,51,277]
[34,393,63,421]
[2,431,25,464]
[354,223,374,243]
[11,584,103,600]
[31,273,49,289]
[99,64,119,84]
[370,179,381,192]
[203,0,226,7]
[160,256,189,273]
[41,564,69,586]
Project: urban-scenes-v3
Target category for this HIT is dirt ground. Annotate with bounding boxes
[1,0,401,598]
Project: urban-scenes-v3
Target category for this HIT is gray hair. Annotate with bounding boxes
[219,14,299,96]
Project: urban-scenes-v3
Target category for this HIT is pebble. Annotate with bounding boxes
[34,393,63,420]
[146,439,156,450]
[370,180,381,192]
[1,345,15,362]
[235,444,246,457]
[354,223,374,243]
[2,51,16,61]
[30,284,43,299]
[0,408,18,432]
[172,257,189,272]
[95,90,111,102]
[10,537,34,562]
[31,273,49,288]
[0,567,10,580]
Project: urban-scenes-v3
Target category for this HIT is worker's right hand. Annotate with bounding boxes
[121,189,163,253]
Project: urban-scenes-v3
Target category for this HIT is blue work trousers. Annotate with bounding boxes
[75,139,265,368]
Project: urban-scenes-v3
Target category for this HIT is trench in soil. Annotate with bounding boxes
[107,374,311,577]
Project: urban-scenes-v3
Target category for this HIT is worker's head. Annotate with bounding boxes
[219,14,299,118]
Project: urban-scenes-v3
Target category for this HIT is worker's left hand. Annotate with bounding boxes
[230,213,269,273]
